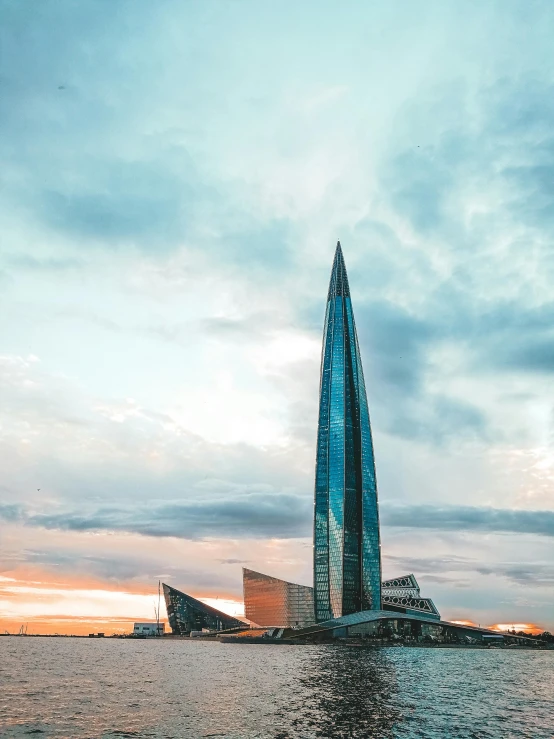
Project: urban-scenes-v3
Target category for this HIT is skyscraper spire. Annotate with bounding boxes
[314,242,382,622]
[327,241,350,300]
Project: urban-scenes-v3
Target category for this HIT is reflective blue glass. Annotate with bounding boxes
[313,243,382,621]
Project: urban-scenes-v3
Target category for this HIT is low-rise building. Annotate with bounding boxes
[163,584,247,635]
[133,622,165,636]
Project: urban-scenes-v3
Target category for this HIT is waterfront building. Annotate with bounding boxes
[242,568,315,628]
[133,622,165,636]
[242,569,439,627]
[286,610,535,644]
[314,242,382,622]
[163,583,247,635]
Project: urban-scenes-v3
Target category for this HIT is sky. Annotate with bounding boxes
[1,0,553,635]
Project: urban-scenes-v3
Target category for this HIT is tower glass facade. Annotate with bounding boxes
[314,242,382,622]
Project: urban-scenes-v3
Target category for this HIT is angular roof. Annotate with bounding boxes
[243,567,313,591]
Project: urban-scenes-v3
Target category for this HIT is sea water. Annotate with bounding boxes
[1,638,553,738]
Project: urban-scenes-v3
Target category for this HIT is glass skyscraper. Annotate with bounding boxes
[314,242,382,622]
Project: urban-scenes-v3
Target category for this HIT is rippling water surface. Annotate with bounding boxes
[1,638,553,738]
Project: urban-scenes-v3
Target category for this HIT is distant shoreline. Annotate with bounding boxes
[2,633,552,650]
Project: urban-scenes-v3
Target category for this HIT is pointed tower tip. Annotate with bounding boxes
[328,240,350,299]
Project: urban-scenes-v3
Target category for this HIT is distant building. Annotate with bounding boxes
[243,568,315,628]
[133,622,165,636]
[243,569,439,628]
[163,583,247,635]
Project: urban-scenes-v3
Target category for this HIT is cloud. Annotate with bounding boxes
[37,157,192,248]
[476,563,554,587]
[6,255,85,272]
[381,505,554,537]
[3,501,554,542]
[352,71,554,437]
[15,548,229,589]
[0,493,312,540]
[385,553,554,589]
[381,394,488,444]
[379,74,554,243]
[384,554,474,575]
[144,312,289,347]
[218,558,250,565]
[0,2,294,275]
[0,504,21,523]
[492,336,554,374]
[355,300,436,397]
[351,299,489,443]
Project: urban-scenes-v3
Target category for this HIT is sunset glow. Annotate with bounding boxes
[489,623,545,635]
[3,565,547,637]
[0,570,244,636]
[439,619,546,635]
[449,620,479,628]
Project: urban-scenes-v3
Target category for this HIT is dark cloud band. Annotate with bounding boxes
[381,505,554,538]
[1,500,553,540]
[0,494,311,540]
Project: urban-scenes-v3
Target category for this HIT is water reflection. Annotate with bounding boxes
[284,646,401,738]
[3,639,553,738]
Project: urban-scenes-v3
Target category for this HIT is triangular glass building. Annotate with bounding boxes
[314,242,382,621]
[163,583,247,635]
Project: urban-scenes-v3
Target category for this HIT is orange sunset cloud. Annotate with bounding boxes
[489,623,545,635]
